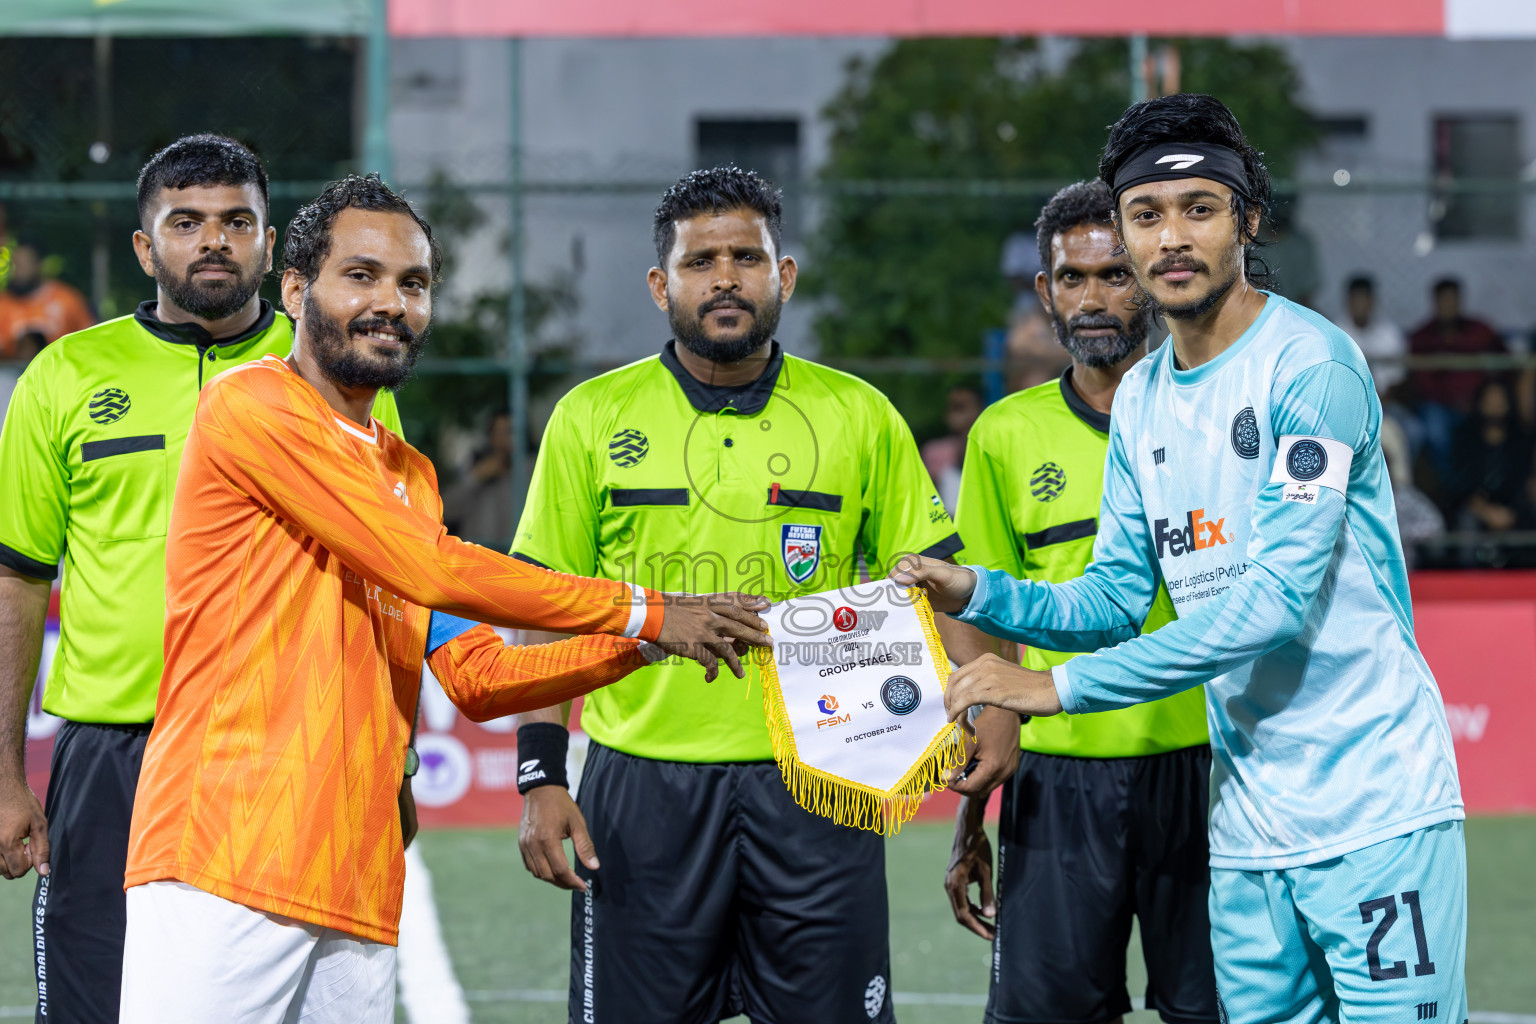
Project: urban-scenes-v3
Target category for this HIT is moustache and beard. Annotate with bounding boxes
[1048,301,1155,368]
[151,249,265,321]
[301,288,427,392]
[1142,240,1245,322]
[671,290,783,365]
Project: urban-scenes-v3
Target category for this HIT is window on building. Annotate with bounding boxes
[695,118,801,238]
[1432,115,1520,240]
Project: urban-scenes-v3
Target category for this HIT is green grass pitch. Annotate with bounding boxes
[0,818,1529,1021]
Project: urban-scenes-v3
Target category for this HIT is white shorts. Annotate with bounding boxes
[119,880,396,1024]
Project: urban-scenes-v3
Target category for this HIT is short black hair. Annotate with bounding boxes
[653,166,783,267]
[1098,94,1273,283]
[136,134,269,228]
[1433,276,1461,295]
[1347,274,1375,294]
[1035,180,1116,279]
[283,173,442,284]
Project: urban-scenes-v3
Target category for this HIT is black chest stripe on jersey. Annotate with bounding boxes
[765,488,842,512]
[610,488,690,507]
[1022,517,1098,551]
[81,435,166,462]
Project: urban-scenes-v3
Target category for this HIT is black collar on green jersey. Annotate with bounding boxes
[661,340,784,416]
[1059,367,1111,434]
[133,299,278,349]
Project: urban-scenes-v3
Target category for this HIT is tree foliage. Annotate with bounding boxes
[807,37,1316,437]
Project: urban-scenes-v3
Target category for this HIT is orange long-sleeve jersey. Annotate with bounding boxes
[126,356,665,943]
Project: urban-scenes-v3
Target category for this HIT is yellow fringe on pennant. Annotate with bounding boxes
[760,587,967,836]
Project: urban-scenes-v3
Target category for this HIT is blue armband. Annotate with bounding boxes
[427,610,479,654]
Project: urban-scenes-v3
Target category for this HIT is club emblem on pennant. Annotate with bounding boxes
[781,523,822,584]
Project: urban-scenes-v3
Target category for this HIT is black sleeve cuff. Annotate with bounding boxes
[920,533,964,561]
[512,551,554,571]
[0,541,58,581]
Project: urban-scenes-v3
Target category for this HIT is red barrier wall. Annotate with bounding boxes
[23,573,1536,827]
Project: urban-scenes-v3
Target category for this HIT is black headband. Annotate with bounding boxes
[1110,142,1251,202]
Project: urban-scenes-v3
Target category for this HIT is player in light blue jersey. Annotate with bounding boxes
[895,94,1466,1024]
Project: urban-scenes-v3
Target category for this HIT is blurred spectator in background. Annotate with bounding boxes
[1409,277,1505,475]
[920,384,983,514]
[441,409,514,545]
[1381,415,1443,569]
[0,244,95,357]
[1264,203,1320,308]
[1001,230,1068,391]
[1446,379,1527,536]
[1338,275,1406,398]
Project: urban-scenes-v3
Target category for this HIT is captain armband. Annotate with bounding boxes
[1269,435,1353,506]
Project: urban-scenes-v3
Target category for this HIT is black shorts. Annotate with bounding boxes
[568,742,895,1024]
[33,720,151,1024]
[987,745,1218,1024]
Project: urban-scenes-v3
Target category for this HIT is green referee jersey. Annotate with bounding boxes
[955,369,1207,758]
[0,301,402,724]
[514,341,962,763]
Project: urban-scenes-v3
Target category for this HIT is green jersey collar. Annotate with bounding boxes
[660,340,783,416]
[133,299,278,349]
[1059,367,1111,434]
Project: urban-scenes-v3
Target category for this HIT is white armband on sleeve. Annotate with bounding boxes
[1270,435,1353,504]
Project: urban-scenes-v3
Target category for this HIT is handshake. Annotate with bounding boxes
[651,592,772,682]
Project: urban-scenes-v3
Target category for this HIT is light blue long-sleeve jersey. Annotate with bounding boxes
[958,294,1463,870]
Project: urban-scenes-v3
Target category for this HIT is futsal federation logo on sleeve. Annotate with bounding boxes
[781,523,822,583]
[879,675,922,716]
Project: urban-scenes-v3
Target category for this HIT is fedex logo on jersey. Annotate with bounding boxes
[1154,508,1230,559]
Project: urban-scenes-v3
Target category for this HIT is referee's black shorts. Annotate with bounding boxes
[986,745,1218,1024]
[33,720,151,1024]
[568,741,896,1024]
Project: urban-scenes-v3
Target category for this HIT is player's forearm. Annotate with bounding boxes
[934,615,1014,666]
[957,567,1139,653]
[0,570,48,784]
[427,626,652,722]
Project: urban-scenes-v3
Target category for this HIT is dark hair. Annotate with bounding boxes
[136,134,269,227]
[1347,274,1375,294]
[1098,94,1272,284]
[653,166,783,267]
[283,173,442,284]
[1433,276,1461,295]
[1035,180,1116,278]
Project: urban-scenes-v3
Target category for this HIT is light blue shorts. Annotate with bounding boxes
[1210,820,1466,1024]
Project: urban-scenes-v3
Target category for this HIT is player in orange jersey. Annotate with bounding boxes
[118,174,769,1023]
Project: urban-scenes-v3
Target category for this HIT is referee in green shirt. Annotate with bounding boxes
[943,182,1217,1024]
[513,167,960,1023]
[0,136,403,1023]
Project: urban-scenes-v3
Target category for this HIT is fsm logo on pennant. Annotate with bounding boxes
[782,523,822,583]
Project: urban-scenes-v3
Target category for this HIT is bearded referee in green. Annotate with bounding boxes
[943,182,1217,1024]
[512,167,960,1023]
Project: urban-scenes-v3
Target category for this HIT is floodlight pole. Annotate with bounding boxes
[507,36,530,529]
[1129,34,1149,106]
[363,0,391,180]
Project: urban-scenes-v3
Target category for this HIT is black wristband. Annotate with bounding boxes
[516,723,570,794]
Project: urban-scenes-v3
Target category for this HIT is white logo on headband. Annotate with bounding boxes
[1155,153,1206,170]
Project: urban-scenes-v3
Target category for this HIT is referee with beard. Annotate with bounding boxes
[942,182,1215,1024]
[512,167,962,1023]
[0,136,403,1022]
